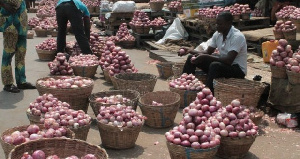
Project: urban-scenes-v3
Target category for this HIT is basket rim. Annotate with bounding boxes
[166,141,220,152]
[114,73,157,82]
[214,78,264,90]
[96,119,144,130]
[36,76,94,90]
[89,90,140,104]
[221,135,257,141]
[69,121,92,129]
[8,138,108,158]
[70,64,99,68]
[138,91,181,107]
[169,86,201,93]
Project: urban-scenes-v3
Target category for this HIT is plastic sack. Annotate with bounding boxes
[276,113,298,128]
[156,18,189,44]
[194,38,212,51]
[100,0,112,12]
[112,1,136,13]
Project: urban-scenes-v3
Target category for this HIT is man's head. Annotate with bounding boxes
[216,12,233,34]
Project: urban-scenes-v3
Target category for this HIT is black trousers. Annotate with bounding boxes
[56,1,92,54]
[182,55,245,92]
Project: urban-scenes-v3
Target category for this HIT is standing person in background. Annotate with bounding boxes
[25,0,36,10]
[0,0,36,93]
[56,0,92,56]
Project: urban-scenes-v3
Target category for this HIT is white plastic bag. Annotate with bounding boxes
[156,18,189,44]
[112,1,136,13]
[194,38,212,51]
[276,113,298,128]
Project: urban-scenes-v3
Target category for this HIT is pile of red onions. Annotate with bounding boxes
[290,8,300,20]
[95,95,131,104]
[27,93,70,116]
[168,0,182,10]
[2,124,69,146]
[169,73,205,91]
[69,54,99,67]
[28,17,40,28]
[150,17,167,27]
[48,53,73,75]
[129,10,151,27]
[97,104,146,128]
[37,5,56,17]
[72,32,104,56]
[275,5,297,20]
[286,51,300,73]
[37,17,57,30]
[41,109,91,129]
[22,150,97,159]
[36,38,57,51]
[82,0,100,7]
[107,36,120,43]
[282,21,297,33]
[99,41,138,76]
[270,39,293,67]
[251,8,263,17]
[37,76,93,89]
[274,20,284,33]
[151,101,163,106]
[116,23,135,42]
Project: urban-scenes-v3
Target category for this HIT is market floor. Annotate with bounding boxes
[0,14,300,159]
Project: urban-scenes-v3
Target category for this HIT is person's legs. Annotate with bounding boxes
[182,55,214,74]
[56,4,68,53]
[15,35,27,85]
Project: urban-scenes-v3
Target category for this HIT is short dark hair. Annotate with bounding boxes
[217,12,233,23]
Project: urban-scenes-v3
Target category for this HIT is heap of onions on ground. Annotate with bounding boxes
[95,95,131,104]
[37,76,93,89]
[270,39,293,67]
[169,73,205,91]
[48,53,73,75]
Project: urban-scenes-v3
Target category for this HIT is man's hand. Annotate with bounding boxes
[191,54,209,64]
[1,3,17,14]
[178,47,194,56]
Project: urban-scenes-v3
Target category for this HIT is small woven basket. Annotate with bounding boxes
[270,65,287,79]
[34,28,48,37]
[169,87,199,108]
[36,76,94,113]
[138,91,180,128]
[292,19,300,33]
[149,1,165,12]
[195,69,207,84]
[8,138,108,159]
[156,62,175,79]
[287,70,300,85]
[233,15,240,22]
[241,13,250,20]
[120,40,136,49]
[89,90,140,116]
[250,111,264,125]
[214,78,265,107]
[166,141,219,159]
[97,120,143,149]
[26,111,41,124]
[36,49,56,61]
[69,123,91,141]
[172,63,185,78]
[71,65,98,78]
[103,69,112,83]
[114,73,158,96]
[283,30,297,41]
[51,30,58,37]
[135,26,144,34]
[1,124,74,158]
[273,30,285,40]
[27,31,34,39]
[216,136,256,159]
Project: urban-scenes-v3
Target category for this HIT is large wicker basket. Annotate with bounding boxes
[169,87,199,108]
[120,40,136,49]
[166,141,219,159]
[270,65,287,79]
[97,120,143,149]
[71,65,98,78]
[8,138,108,159]
[195,70,207,84]
[287,70,300,85]
[36,49,56,61]
[150,1,165,12]
[138,91,180,128]
[103,68,112,83]
[241,13,250,20]
[36,76,94,113]
[283,30,297,41]
[89,90,140,116]
[114,73,157,96]
[216,136,256,159]
[34,28,48,37]
[1,124,74,158]
[214,78,265,107]
[156,62,175,79]
[51,30,58,37]
[69,123,91,141]
[172,63,185,78]
[27,31,34,39]
[26,111,41,124]
[273,30,284,40]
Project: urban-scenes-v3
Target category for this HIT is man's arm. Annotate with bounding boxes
[178,46,216,56]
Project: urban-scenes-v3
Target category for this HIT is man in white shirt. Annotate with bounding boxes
[179,12,247,92]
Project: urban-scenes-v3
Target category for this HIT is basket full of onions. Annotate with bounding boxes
[89,90,140,116]
[168,73,205,108]
[282,21,297,41]
[96,104,146,149]
[48,53,74,76]
[41,109,92,141]
[1,124,74,158]
[286,51,300,84]
[168,0,182,12]
[150,17,168,31]
[36,76,94,112]
[273,20,285,40]
[8,138,108,159]
[33,26,48,37]
[138,91,180,128]
[69,54,99,78]
[156,61,174,79]
[114,73,157,96]
[149,0,165,12]
[129,10,151,34]
[26,93,71,124]
[35,38,57,61]
[172,62,185,78]
[116,23,136,49]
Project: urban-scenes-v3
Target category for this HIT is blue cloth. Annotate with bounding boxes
[57,0,90,17]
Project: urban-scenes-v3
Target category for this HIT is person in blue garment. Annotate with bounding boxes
[56,0,93,56]
[0,0,36,93]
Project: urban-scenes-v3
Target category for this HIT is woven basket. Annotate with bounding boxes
[8,138,108,159]
[292,19,300,33]
[214,78,265,107]
[144,26,151,34]
[172,63,185,78]
[138,91,180,128]
[216,136,256,159]
[120,40,136,49]
[97,120,143,149]
[150,1,165,12]
[156,62,175,79]
[1,124,74,158]
[250,111,264,125]
[287,70,300,85]
[273,30,284,40]
[166,141,219,159]
[270,65,287,79]
[233,15,240,22]
[36,49,56,61]
[114,73,158,96]
[95,6,100,13]
[129,24,136,32]
[26,111,41,124]
[103,68,112,83]
[72,65,98,78]
[34,28,48,37]
[51,30,58,37]
[69,123,91,141]
[88,6,95,14]
[110,74,119,89]
[89,90,140,116]
[27,31,34,39]
[195,70,207,84]
[283,30,297,41]
[169,87,199,108]
[36,76,94,113]
[241,13,250,20]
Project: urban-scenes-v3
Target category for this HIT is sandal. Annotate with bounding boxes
[17,82,36,89]
[3,84,20,93]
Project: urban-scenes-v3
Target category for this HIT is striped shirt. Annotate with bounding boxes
[57,0,90,17]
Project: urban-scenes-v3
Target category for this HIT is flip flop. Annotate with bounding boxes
[3,84,20,93]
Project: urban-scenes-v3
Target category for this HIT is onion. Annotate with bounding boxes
[32,150,45,159]
[220,130,228,137]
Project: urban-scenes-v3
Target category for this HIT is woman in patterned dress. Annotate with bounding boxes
[0,0,36,93]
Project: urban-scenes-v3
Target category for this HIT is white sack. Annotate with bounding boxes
[112,1,136,13]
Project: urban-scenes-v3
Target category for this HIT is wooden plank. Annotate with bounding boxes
[149,50,186,63]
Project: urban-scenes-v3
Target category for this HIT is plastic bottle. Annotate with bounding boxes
[262,40,279,63]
